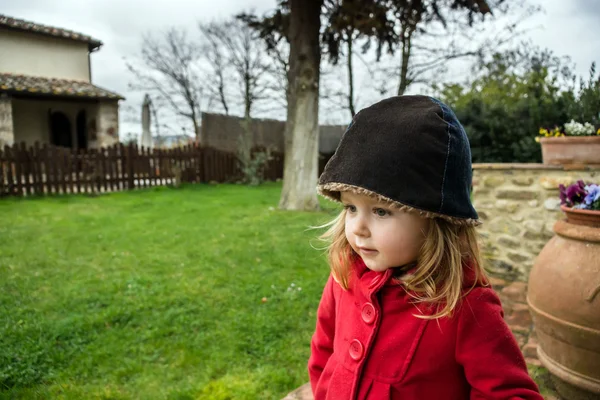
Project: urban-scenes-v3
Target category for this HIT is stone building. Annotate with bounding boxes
[0,14,123,149]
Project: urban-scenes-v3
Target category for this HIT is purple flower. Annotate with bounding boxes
[560,180,587,207]
[558,184,568,205]
[584,184,600,206]
[559,180,600,209]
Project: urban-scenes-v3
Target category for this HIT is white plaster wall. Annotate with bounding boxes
[0,29,90,81]
[12,98,98,147]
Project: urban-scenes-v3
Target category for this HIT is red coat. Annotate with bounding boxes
[308,258,543,399]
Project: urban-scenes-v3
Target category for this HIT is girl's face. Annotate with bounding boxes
[341,191,429,272]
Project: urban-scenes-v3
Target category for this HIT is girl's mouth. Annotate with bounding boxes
[358,247,378,255]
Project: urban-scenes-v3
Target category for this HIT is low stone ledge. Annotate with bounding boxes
[473,163,600,171]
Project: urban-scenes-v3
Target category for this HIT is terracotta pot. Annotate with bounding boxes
[539,136,600,165]
[561,205,600,228]
[527,210,600,399]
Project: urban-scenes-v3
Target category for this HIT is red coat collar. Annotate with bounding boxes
[350,257,402,301]
[350,256,487,301]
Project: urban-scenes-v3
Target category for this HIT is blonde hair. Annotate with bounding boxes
[319,207,488,320]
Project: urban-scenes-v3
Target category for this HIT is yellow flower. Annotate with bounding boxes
[539,127,548,135]
[597,128,600,135]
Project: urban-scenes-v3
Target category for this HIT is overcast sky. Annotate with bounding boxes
[1,0,599,137]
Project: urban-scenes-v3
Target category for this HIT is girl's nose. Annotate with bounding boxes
[351,214,370,238]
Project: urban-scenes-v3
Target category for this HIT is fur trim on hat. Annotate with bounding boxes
[318,182,482,227]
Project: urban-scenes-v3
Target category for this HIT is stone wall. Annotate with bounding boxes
[472,163,599,281]
[93,100,119,148]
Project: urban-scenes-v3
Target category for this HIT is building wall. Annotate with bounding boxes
[200,112,346,154]
[0,29,90,81]
[11,98,100,147]
[472,164,599,282]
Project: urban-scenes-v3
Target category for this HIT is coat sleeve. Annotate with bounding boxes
[308,274,337,394]
[455,287,544,400]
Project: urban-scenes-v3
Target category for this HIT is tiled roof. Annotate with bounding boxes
[0,73,124,100]
[0,14,102,50]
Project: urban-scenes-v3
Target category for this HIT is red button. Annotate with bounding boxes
[349,339,364,361]
[361,303,376,324]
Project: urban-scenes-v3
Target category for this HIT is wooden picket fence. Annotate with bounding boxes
[0,142,284,197]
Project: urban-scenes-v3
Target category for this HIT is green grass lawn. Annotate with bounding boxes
[0,183,556,399]
[0,183,336,399]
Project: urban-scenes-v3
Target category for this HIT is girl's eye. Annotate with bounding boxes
[344,205,356,213]
[374,208,389,217]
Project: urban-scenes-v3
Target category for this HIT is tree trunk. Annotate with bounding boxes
[244,72,252,120]
[279,0,322,211]
[347,32,356,117]
[397,28,413,96]
[283,68,295,173]
[219,79,229,115]
[191,111,201,146]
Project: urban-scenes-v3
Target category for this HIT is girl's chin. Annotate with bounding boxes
[363,262,391,273]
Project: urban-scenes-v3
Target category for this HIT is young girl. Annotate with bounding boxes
[309,96,543,399]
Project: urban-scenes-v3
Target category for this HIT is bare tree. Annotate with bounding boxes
[199,17,279,184]
[244,0,501,210]
[389,0,540,95]
[277,0,323,210]
[241,1,324,208]
[319,49,384,122]
[199,25,231,115]
[261,39,290,115]
[238,6,295,178]
[127,28,204,143]
[249,21,292,155]
[199,17,276,120]
[319,28,362,118]
[321,0,391,118]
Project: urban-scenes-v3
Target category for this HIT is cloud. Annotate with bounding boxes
[1,0,277,135]
[571,0,600,19]
[1,0,598,134]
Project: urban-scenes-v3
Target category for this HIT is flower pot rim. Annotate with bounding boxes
[560,204,600,216]
[539,136,600,143]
